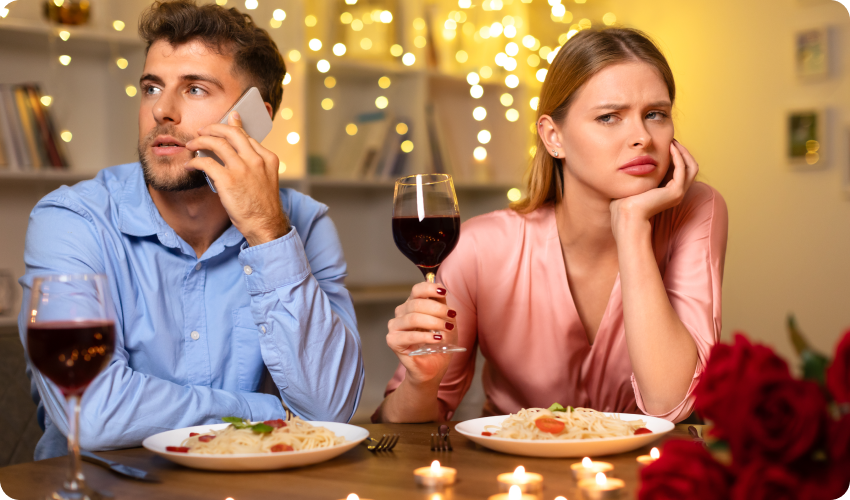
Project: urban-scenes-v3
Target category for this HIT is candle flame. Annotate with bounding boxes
[650,447,660,459]
[431,460,442,476]
[508,485,522,500]
[347,495,359,500]
[555,497,567,500]
[582,457,593,468]
[514,465,526,480]
[596,472,607,486]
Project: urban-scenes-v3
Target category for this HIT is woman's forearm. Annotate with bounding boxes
[616,217,697,415]
[378,377,442,423]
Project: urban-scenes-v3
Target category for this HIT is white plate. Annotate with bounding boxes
[142,422,369,471]
[455,413,674,458]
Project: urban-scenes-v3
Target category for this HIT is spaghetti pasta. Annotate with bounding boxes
[484,406,647,440]
[179,417,345,454]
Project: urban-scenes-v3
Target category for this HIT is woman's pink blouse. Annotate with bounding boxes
[381,182,728,423]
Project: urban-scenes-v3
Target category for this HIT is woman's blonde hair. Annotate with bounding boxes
[511,28,676,213]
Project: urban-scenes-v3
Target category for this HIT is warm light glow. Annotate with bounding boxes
[490,22,503,37]
[529,145,537,157]
[402,53,415,66]
[806,140,820,152]
[345,0,357,4]
[504,25,516,38]
[401,140,414,153]
[60,131,72,142]
[579,18,592,29]
[500,93,513,106]
[507,188,521,202]
[473,106,487,121]
[507,485,521,500]
[456,50,468,63]
[567,29,579,40]
[491,0,504,10]
[536,69,548,82]
[442,29,457,41]
[321,98,334,110]
[596,473,607,486]
[351,19,363,31]
[530,97,539,110]
[505,109,519,122]
[505,42,519,57]
[281,108,293,120]
[360,38,372,50]
[480,26,491,39]
[305,15,317,27]
[467,72,480,85]
[431,460,442,476]
[288,49,301,62]
[379,76,391,89]
[273,9,286,21]
[603,12,617,25]
[470,85,483,98]
[287,132,300,144]
[116,58,128,69]
[278,162,286,173]
[650,447,660,459]
[59,55,71,66]
[478,130,491,144]
[505,74,519,88]
[547,46,560,64]
[504,58,517,71]
[555,497,568,500]
[480,66,493,78]
[269,19,281,28]
[552,4,566,17]
[583,457,593,468]
[806,152,819,165]
[309,39,322,51]
[244,0,257,9]
[215,0,227,5]
[317,59,330,73]
[522,35,535,48]
[445,19,457,30]
[539,46,552,59]
[473,146,487,160]
[125,85,137,97]
[54,0,64,6]
[346,495,359,500]
[346,123,358,135]
[375,96,389,109]
[513,466,526,479]
[40,96,52,107]
[380,10,393,23]
[340,12,353,24]
[413,17,426,30]
[414,36,427,48]
[333,43,346,56]
[283,74,292,85]
[459,0,472,7]
[58,30,70,41]
[390,44,403,57]
[396,123,408,135]
[112,20,125,31]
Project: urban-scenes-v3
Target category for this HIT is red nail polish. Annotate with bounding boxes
[433,334,443,340]
[436,288,446,296]
[445,322,454,331]
[447,310,457,318]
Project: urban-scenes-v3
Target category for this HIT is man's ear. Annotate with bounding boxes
[264,102,273,119]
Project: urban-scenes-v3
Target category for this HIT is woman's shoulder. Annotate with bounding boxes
[680,182,727,216]
[461,205,555,241]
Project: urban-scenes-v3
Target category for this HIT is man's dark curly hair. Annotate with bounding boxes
[139,0,286,114]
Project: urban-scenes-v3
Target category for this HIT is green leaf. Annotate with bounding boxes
[567,406,575,413]
[222,417,250,429]
[250,423,274,434]
[801,350,830,385]
[548,403,566,412]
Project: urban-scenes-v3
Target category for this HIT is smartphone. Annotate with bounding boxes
[196,86,274,193]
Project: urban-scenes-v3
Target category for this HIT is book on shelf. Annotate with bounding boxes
[0,83,69,171]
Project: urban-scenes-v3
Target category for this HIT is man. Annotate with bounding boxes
[18,0,364,460]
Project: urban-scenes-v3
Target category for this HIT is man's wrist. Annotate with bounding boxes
[244,217,290,247]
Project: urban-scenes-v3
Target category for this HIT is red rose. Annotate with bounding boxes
[694,334,791,441]
[728,377,826,466]
[731,462,802,500]
[828,414,850,462]
[638,440,732,500]
[827,329,850,403]
[797,458,850,500]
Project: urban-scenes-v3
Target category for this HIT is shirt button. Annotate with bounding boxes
[195,263,202,271]
[243,265,253,275]
[260,325,267,334]
[190,331,200,340]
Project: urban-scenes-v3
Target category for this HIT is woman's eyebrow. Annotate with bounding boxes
[592,101,672,111]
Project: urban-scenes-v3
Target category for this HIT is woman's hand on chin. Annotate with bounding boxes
[609,139,699,241]
[386,282,458,387]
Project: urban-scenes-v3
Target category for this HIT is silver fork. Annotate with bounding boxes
[430,425,453,452]
[366,434,399,452]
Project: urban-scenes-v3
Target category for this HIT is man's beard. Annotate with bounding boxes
[138,125,208,192]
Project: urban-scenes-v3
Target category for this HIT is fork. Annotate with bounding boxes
[366,434,399,452]
[430,425,453,452]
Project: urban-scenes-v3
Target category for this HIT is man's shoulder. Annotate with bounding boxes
[279,187,329,229]
[35,163,139,218]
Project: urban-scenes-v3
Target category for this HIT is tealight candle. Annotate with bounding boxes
[636,447,661,467]
[414,460,457,488]
[496,465,544,494]
[339,495,373,500]
[578,472,625,500]
[487,484,540,500]
[570,457,614,481]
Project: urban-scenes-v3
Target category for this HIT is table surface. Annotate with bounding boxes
[0,422,700,500]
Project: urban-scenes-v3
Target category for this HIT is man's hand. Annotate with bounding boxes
[185,111,289,246]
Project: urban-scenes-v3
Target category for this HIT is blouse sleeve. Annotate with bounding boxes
[631,182,729,422]
[375,221,482,422]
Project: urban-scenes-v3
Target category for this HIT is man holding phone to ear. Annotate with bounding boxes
[18,0,364,459]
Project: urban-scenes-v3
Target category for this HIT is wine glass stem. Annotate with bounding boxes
[426,272,436,284]
[65,394,86,492]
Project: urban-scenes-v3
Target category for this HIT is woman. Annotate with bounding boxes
[374,28,728,424]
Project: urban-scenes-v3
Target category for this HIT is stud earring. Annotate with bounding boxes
[552,150,559,157]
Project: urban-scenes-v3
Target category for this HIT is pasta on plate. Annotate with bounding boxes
[169,417,345,454]
[483,404,650,440]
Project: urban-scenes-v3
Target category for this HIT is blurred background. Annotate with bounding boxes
[0,0,847,465]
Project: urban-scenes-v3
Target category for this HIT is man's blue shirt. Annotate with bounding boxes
[18,163,364,459]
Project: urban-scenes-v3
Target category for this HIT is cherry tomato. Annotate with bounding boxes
[264,419,287,429]
[534,417,566,434]
[189,433,199,437]
[166,446,189,453]
[271,443,294,452]
[198,435,216,442]
[481,431,492,436]
[634,428,652,435]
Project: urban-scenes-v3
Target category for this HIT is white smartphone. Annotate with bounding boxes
[196,86,274,193]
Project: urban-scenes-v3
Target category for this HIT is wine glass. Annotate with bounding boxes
[392,173,467,356]
[27,274,116,500]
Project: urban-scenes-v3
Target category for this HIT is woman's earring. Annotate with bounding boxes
[552,150,559,157]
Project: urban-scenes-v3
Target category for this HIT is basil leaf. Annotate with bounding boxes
[222,417,250,429]
[251,423,274,434]
[548,403,566,412]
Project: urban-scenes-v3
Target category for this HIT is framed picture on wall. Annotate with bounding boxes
[787,109,826,168]
[795,28,829,79]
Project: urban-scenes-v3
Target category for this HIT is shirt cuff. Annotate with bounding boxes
[240,391,286,421]
[238,228,311,293]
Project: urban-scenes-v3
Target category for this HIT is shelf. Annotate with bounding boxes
[0,169,93,184]
[0,17,143,46]
[0,317,18,329]
[348,284,412,306]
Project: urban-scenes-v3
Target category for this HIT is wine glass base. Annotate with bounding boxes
[408,344,467,357]
[48,488,109,500]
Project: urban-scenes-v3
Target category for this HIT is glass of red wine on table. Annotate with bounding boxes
[27,274,116,500]
[392,173,467,356]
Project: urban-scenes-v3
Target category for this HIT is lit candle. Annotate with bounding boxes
[636,447,661,467]
[570,457,614,481]
[487,484,539,500]
[577,472,625,500]
[414,460,457,488]
[338,494,374,500]
[496,465,543,494]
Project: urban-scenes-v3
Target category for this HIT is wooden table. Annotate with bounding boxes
[0,423,699,500]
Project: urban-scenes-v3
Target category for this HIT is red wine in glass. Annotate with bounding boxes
[27,320,116,397]
[392,215,460,277]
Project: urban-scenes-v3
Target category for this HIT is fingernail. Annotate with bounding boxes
[436,288,446,296]
[433,334,443,340]
[447,309,457,318]
[231,111,241,120]
[445,322,454,331]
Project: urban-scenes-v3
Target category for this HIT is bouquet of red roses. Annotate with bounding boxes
[639,324,850,500]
